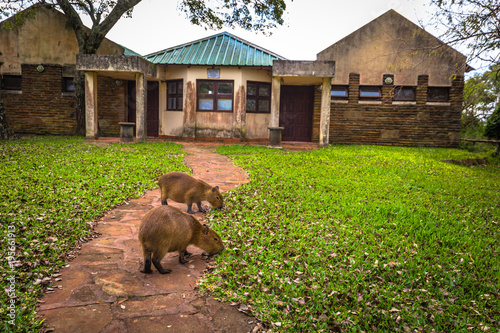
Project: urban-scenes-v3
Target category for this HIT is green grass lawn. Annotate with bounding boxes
[0,136,188,332]
[200,144,500,332]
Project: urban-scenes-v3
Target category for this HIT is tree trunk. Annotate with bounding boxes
[74,71,86,136]
[0,89,17,140]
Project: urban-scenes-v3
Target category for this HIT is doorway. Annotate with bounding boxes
[279,85,314,141]
[127,81,159,137]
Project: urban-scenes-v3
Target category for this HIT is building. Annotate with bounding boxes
[0,4,140,136]
[1,6,469,147]
[317,9,469,147]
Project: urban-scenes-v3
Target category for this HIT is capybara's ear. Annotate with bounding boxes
[212,186,219,192]
[202,224,209,235]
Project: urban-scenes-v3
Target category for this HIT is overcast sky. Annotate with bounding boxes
[103,0,442,61]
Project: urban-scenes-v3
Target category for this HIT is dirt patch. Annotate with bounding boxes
[442,157,488,167]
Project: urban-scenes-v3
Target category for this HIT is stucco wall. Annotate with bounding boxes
[0,5,125,75]
[317,10,467,86]
[157,65,272,139]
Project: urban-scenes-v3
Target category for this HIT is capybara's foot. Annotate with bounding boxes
[152,259,171,274]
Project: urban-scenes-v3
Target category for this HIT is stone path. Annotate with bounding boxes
[37,142,255,333]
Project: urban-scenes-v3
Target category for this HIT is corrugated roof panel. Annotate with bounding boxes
[246,46,255,66]
[222,37,233,64]
[216,35,229,65]
[207,36,221,64]
[145,32,286,66]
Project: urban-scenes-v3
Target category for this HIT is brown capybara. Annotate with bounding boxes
[158,171,223,214]
[138,205,224,274]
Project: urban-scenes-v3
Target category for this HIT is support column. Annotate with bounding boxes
[319,77,332,147]
[268,76,284,148]
[270,76,281,128]
[135,72,147,142]
[84,72,98,139]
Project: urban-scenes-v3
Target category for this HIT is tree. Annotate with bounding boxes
[0,83,17,140]
[463,65,500,119]
[485,104,500,140]
[0,0,288,136]
[430,0,500,68]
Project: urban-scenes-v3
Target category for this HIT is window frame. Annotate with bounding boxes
[62,77,75,93]
[393,86,416,101]
[359,85,382,99]
[331,85,349,100]
[246,81,271,113]
[427,87,450,102]
[1,75,22,91]
[197,79,234,113]
[166,79,184,111]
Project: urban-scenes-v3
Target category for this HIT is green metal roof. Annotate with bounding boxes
[145,32,286,67]
[121,45,142,57]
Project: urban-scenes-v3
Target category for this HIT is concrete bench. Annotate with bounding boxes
[118,122,135,143]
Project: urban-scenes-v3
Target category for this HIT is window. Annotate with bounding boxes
[246,81,271,113]
[167,80,183,111]
[393,86,415,101]
[62,77,75,93]
[331,85,348,99]
[428,87,449,102]
[197,80,234,112]
[359,86,381,99]
[1,75,22,91]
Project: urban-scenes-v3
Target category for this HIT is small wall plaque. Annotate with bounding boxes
[207,68,220,79]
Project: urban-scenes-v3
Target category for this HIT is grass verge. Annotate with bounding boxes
[0,136,188,332]
[200,144,500,332]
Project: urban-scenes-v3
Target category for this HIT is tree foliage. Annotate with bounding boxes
[179,0,287,33]
[463,65,500,121]
[485,104,500,140]
[430,0,500,68]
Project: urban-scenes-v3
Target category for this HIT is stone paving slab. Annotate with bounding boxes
[37,142,256,333]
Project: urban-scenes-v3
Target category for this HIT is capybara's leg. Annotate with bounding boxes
[140,252,153,274]
[196,202,206,213]
[178,249,189,264]
[160,193,168,205]
[152,251,172,274]
[186,200,195,214]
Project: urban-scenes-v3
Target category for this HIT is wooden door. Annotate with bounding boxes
[127,81,159,137]
[279,85,314,141]
[147,82,159,137]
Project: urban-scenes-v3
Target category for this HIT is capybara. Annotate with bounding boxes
[138,205,224,274]
[158,171,223,214]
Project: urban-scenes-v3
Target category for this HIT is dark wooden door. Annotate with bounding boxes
[127,81,159,137]
[279,85,314,141]
[147,82,159,137]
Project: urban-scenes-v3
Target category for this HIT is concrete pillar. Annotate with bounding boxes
[84,72,98,139]
[319,77,332,147]
[268,76,284,148]
[270,76,281,127]
[135,72,147,142]
[183,81,196,139]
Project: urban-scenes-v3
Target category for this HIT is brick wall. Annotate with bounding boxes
[4,64,77,135]
[313,73,463,147]
[3,64,127,136]
[96,77,127,137]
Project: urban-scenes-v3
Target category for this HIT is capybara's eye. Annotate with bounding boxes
[216,197,220,200]
[214,237,218,241]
